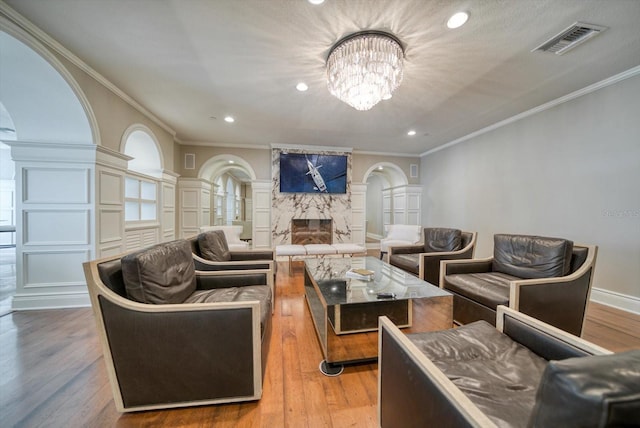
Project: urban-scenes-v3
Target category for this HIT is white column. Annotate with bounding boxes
[8,141,99,310]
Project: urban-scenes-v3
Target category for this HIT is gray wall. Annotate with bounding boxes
[420,72,640,305]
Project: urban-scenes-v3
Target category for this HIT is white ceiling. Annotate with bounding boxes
[4,0,640,155]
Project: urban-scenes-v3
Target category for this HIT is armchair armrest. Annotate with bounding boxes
[388,244,425,255]
[230,249,274,261]
[193,253,274,272]
[508,245,598,336]
[419,237,477,285]
[439,257,493,288]
[196,269,270,290]
[496,305,610,359]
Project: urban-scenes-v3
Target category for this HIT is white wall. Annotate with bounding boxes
[421,72,640,312]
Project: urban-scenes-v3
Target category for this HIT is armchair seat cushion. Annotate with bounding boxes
[445,272,519,308]
[407,321,548,428]
[185,286,272,335]
[388,253,419,275]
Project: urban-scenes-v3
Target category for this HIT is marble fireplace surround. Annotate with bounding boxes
[291,219,332,245]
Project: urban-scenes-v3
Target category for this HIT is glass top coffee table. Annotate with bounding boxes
[304,256,453,375]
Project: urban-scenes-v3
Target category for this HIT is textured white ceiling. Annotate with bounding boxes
[4,0,640,155]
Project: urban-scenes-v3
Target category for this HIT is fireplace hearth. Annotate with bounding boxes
[291,219,332,245]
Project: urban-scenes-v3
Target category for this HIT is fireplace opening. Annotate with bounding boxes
[291,219,332,245]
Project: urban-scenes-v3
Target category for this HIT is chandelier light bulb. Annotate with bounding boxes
[326,31,404,111]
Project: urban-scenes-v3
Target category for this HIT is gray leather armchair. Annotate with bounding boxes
[379,306,640,428]
[82,239,273,412]
[441,234,597,336]
[388,228,476,285]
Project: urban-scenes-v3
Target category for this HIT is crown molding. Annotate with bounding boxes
[271,143,353,153]
[180,140,270,150]
[0,1,177,139]
[420,65,640,158]
[353,149,420,158]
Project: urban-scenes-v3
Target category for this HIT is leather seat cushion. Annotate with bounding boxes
[408,320,547,428]
[185,286,272,335]
[424,228,461,253]
[528,350,640,427]
[389,254,419,275]
[493,234,573,279]
[121,240,196,304]
[198,230,231,261]
[444,272,519,308]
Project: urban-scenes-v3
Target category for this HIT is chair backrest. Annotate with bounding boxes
[493,234,574,279]
[197,230,231,261]
[423,228,462,252]
[461,232,474,249]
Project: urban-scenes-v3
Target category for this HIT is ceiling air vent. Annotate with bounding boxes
[532,22,607,55]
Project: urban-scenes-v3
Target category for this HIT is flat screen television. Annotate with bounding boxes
[279,153,347,194]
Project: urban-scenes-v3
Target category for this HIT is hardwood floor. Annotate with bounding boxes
[1,260,639,428]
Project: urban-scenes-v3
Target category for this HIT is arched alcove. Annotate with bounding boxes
[121,124,163,178]
[198,154,257,182]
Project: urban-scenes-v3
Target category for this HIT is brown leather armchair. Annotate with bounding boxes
[440,234,597,336]
[388,228,477,285]
[82,240,273,412]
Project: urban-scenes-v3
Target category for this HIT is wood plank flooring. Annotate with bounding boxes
[1,260,639,428]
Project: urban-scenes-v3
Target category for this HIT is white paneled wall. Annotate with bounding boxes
[382,185,423,230]
[251,180,271,249]
[161,172,178,242]
[178,178,212,238]
[351,183,366,245]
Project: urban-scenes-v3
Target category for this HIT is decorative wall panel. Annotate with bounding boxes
[23,210,89,245]
[23,250,89,287]
[23,168,89,204]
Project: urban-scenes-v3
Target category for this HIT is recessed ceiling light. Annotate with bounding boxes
[308,0,325,4]
[229,160,234,164]
[378,166,384,171]
[407,130,417,136]
[296,82,308,92]
[224,116,235,123]
[447,12,469,29]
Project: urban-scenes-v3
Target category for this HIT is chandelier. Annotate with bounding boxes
[326,31,404,111]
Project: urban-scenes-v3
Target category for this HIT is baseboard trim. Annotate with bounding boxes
[12,292,91,311]
[590,287,640,315]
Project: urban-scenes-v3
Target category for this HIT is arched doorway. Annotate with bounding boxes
[362,163,421,248]
[0,23,98,310]
[197,154,256,240]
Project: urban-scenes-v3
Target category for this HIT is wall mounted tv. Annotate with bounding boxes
[279,152,347,194]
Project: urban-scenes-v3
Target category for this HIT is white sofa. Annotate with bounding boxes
[379,224,422,259]
[199,225,249,250]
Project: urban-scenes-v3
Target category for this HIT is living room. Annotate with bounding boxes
[1,0,639,426]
